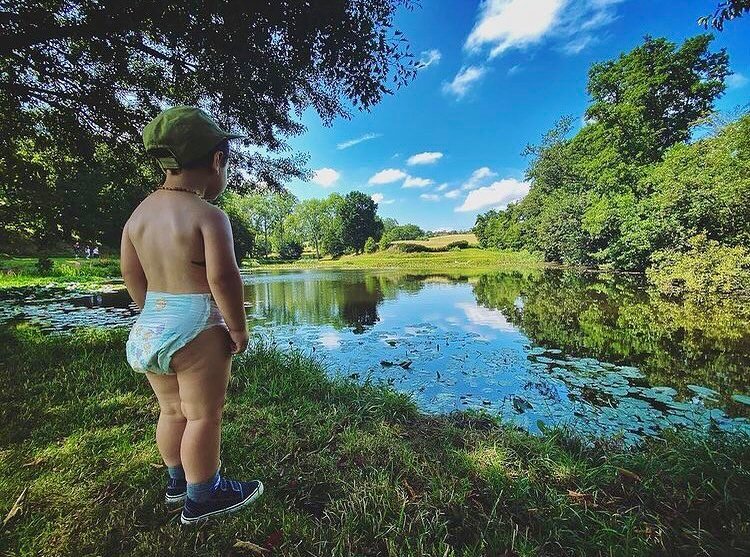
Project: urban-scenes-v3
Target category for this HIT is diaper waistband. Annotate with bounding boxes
[145,290,215,299]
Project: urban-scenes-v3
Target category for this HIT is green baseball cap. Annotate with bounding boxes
[142,106,245,170]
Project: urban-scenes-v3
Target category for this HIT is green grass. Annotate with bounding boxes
[0,257,120,288]
[1,323,749,556]
[391,233,479,249]
[254,248,546,274]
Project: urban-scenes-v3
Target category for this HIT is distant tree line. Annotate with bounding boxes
[473,34,750,294]
[220,190,428,261]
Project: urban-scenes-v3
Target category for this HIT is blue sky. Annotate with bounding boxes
[284,0,750,231]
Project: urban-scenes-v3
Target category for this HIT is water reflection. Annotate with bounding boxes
[1,268,749,443]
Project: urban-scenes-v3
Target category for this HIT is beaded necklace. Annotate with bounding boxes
[158,186,204,198]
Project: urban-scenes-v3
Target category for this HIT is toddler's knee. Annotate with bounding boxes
[180,401,224,423]
[160,400,185,421]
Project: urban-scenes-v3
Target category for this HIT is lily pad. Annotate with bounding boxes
[687,385,719,399]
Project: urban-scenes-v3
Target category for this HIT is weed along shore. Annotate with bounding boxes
[1,323,749,556]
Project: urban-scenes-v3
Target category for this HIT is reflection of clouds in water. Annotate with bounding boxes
[455,302,517,332]
[319,331,342,349]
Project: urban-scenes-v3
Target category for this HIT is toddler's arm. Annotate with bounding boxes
[202,209,248,352]
[120,221,147,309]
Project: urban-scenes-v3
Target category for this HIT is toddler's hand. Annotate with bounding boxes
[228,328,249,355]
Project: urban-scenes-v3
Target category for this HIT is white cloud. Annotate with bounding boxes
[417,49,442,70]
[462,166,497,190]
[420,194,441,202]
[562,35,594,55]
[442,65,487,99]
[465,0,622,59]
[436,183,450,192]
[337,133,382,150]
[368,168,407,185]
[507,64,522,76]
[312,168,340,187]
[444,189,462,199]
[371,192,395,205]
[727,73,749,89]
[456,302,517,331]
[403,176,434,188]
[407,151,444,165]
[465,0,566,58]
[455,178,530,212]
[319,331,342,349]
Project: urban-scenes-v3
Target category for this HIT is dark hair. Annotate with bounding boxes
[171,139,230,172]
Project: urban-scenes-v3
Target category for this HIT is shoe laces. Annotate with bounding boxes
[217,476,241,493]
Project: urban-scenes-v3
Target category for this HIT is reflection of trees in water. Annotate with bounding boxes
[244,272,429,331]
[473,269,750,400]
[340,277,382,332]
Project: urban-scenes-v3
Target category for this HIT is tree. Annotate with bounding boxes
[218,191,256,264]
[338,191,383,254]
[699,1,750,30]
[586,35,728,164]
[1,0,418,191]
[474,34,734,272]
[293,199,335,259]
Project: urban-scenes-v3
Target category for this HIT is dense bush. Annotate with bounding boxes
[364,237,377,253]
[35,256,53,274]
[278,239,304,260]
[389,242,433,253]
[444,240,470,250]
[647,234,750,297]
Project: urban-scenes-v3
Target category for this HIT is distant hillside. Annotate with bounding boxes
[392,233,478,249]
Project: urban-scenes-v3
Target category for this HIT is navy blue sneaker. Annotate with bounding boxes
[180,477,264,525]
[165,477,187,505]
[165,459,221,506]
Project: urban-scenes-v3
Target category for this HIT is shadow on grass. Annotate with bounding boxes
[0,323,748,556]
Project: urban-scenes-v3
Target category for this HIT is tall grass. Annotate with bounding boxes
[1,323,748,556]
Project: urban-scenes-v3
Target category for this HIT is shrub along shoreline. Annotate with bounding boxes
[1,323,748,556]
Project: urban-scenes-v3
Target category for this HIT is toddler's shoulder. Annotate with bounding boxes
[199,204,230,229]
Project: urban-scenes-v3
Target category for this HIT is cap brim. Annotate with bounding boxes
[223,132,246,140]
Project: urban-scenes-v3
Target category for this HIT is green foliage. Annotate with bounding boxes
[699,1,750,30]
[1,1,417,191]
[475,34,743,282]
[364,237,377,254]
[389,242,433,253]
[339,191,383,254]
[219,191,256,264]
[586,35,728,163]
[444,240,470,250]
[278,239,304,261]
[34,256,53,274]
[647,234,750,298]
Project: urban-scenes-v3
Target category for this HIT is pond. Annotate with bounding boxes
[2,268,749,444]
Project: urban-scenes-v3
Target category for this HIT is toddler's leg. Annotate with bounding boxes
[170,326,232,484]
[146,372,185,467]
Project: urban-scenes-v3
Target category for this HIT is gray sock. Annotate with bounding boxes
[167,464,185,480]
[187,469,221,503]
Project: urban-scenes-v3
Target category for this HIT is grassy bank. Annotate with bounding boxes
[254,248,546,274]
[0,257,120,289]
[1,324,748,556]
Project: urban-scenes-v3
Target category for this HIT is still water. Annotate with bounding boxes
[2,268,749,443]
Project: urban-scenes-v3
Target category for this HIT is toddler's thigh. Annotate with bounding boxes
[171,326,232,420]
